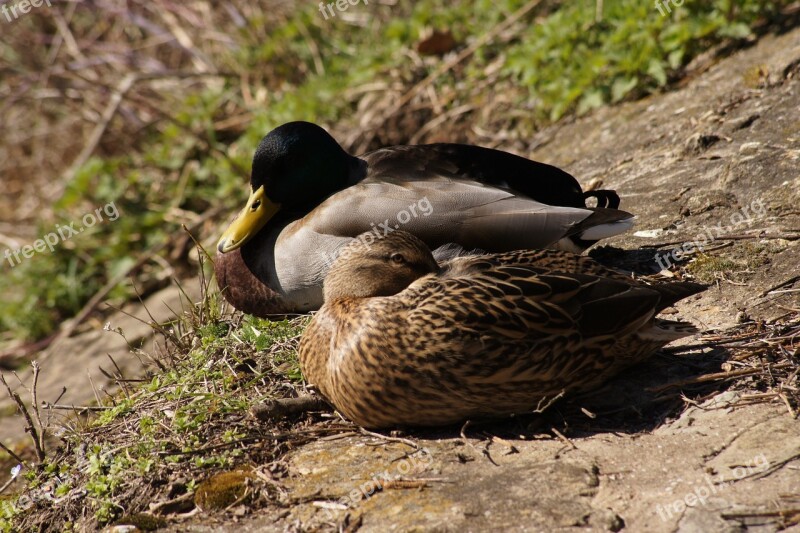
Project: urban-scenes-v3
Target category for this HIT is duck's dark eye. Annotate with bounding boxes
[390,253,406,265]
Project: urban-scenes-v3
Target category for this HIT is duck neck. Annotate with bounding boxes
[346,154,368,185]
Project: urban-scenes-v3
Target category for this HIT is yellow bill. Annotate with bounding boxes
[217,185,281,253]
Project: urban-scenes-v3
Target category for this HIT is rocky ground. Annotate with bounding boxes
[2,23,799,533]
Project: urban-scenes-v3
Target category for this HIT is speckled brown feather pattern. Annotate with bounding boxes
[299,232,705,428]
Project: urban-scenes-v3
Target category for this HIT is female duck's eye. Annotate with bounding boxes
[390,253,406,264]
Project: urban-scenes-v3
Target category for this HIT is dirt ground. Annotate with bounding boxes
[2,22,799,533]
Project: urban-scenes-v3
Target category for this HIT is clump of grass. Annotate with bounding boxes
[687,253,743,282]
[685,240,775,282]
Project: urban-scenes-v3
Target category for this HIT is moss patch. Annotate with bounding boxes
[687,254,743,282]
[194,469,257,511]
[114,513,167,531]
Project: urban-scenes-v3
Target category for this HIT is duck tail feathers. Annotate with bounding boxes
[577,214,636,241]
[584,189,621,209]
[652,281,707,312]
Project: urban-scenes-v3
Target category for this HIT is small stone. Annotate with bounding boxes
[112,513,167,532]
[684,133,721,154]
[108,527,139,533]
[739,141,761,153]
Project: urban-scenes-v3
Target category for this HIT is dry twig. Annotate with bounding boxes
[0,373,46,463]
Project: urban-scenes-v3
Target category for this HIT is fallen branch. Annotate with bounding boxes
[721,508,800,519]
[0,441,25,466]
[62,73,137,184]
[641,232,800,248]
[647,362,793,392]
[42,402,112,412]
[759,275,800,297]
[250,395,331,421]
[359,428,421,451]
[551,427,577,450]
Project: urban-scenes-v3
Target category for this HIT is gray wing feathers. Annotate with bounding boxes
[306,179,607,250]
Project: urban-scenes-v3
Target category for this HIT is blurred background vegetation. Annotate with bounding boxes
[0,0,794,349]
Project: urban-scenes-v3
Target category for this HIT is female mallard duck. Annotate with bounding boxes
[299,231,705,428]
[215,121,635,317]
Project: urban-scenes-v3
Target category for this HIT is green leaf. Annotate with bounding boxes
[647,59,668,86]
[108,257,136,280]
[611,76,638,102]
[577,90,605,115]
[668,48,685,69]
[720,22,752,39]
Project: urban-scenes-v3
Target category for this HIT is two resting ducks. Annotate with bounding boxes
[215,121,634,316]
[216,121,703,428]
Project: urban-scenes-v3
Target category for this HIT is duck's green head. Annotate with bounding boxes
[217,121,356,253]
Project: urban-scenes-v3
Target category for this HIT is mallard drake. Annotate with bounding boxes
[215,121,635,317]
[299,231,705,428]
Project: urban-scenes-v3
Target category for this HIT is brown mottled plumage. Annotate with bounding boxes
[299,231,705,429]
